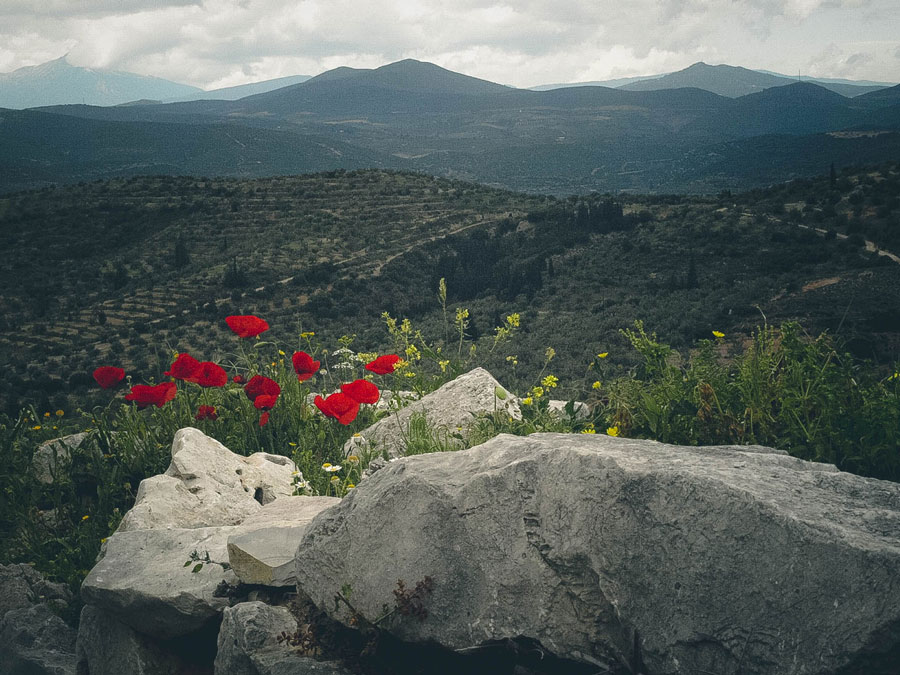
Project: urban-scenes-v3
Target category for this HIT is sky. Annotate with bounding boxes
[1,0,898,89]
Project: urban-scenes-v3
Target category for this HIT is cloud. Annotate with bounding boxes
[0,0,897,87]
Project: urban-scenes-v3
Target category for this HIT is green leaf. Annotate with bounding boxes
[192,563,203,573]
[183,560,192,567]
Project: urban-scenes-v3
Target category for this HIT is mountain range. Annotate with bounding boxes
[1,58,899,195]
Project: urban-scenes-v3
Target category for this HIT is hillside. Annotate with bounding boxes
[2,164,898,416]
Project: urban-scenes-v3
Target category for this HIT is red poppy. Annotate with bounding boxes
[195,405,218,421]
[232,374,245,384]
[193,362,227,388]
[244,375,281,401]
[314,392,360,425]
[341,379,380,405]
[93,366,125,389]
[259,412,270,427]
[226,315,269,338]
[125,382,177,409]
[365,354,401,375]
[165,353,201,381]
[253,394,279,411]
[292,351,320,382]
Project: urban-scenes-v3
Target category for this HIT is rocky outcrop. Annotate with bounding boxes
[119,428,296,531]
[32,433,88,484]
[78,428,340,674]
[75,605,193,675]
[0,564,76,675]
[227,497,340,587]
[344,367,518,458]
[296,432,900,675]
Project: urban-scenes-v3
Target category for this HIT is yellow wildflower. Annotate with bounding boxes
[43,412,51,418]
[404,371,416,378]
[347,455,360,464]
[712,331,725,339]
[347,483,356,489]
[506,355,518,366]
[581,424,596,434]
[506,313,520,328]
[405,344,421,361]
[455,307,469,322]
[278,350,286,356]
[400,318,412,335]
[606,426,620,437]
[522,397,533,406]
[55,410,64,417]
[32,425,41,431]
[439,359,450,373]
[592,380,602,390]
[545,347,556,362]
[100,538,107,544]
[597,352,608,359]
[81,515,90,521]
[322,463,332,469]
[300,331,315,339]
[531,386,544,399]
[541,374,558,389]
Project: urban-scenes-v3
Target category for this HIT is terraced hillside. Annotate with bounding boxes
[2,165,899,416]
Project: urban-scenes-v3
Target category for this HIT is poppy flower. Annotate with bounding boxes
[292,351,320,382]
[165,353,201,381]
[93,366,125,389]
[341,379,380,405]
[253,394,279,411]
[125,382,177,409]
[193,362,227,388]
[226,315,269,338]
[314,392,360,425]
[365,354,401,375]
[244,375,281,401]
[232,374,245,384]
[195,405,218,421]
[259,412,270,427]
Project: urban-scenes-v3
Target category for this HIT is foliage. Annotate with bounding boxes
[600,321,900,480]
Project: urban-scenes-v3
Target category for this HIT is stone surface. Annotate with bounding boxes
[214,601,297,675]
[344,368,519,458]
[547,400,589,419]
[0,564,72,619]
[227,497,339,586]
[250,650,355,675]
[81,525,237,639]
[32,433,87,484]
[75,605,191,675]
[119,427,296,531]
[296,432,900,675]
[0,604,76,675]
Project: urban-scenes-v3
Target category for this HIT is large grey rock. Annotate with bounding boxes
[32,433,88,484]
[119,427,297,531]
[81,526,237,639]
[345,368,518,458]
[0,564,72,619]
[296,433,900,675]
[214,602,297,675]
[215,601,353,675]
[227,497,339,587]
[0,604,75,675]
[75,605,190,675]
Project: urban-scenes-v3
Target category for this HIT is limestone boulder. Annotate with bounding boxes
[0,563,72,619]
[215,602,353,675]
[227,497,340,587]
[32,433,87,484]
[119,427,296,531]
[0,604,75,675]
[81,525,237,639]
[344,368,518,458]
[75,605,193,675]
[296,433,900,675]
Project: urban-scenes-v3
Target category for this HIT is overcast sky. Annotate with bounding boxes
[1,0,898,89]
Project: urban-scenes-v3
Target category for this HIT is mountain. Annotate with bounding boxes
[620,62,886,98]
[164,74,311,102]
[0,56,201,109]
[686,82,860,138]
[856,84,900,108]
[530,74,666,91]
